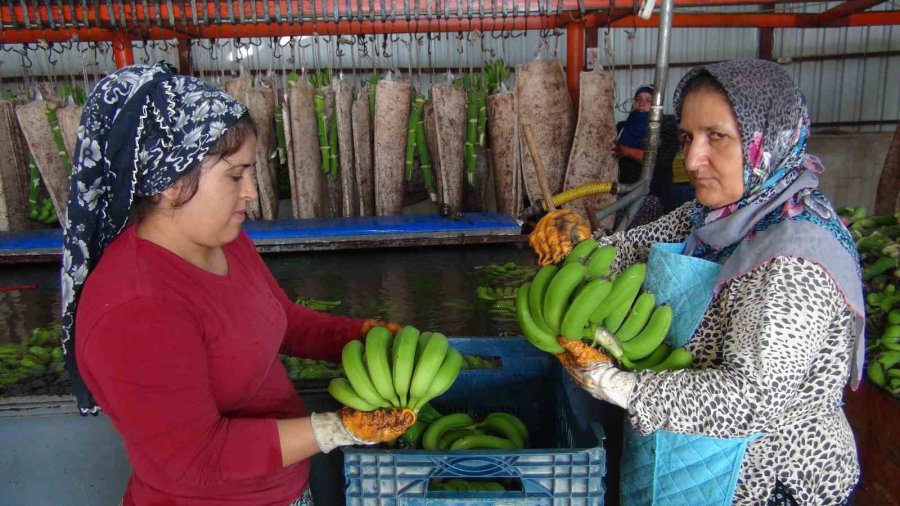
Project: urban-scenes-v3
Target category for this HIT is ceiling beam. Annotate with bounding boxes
[815,0,887,27]
[602,10,900,28]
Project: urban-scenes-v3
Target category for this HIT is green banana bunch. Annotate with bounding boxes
[420,411,528,451]
[429,479,507,492]
[294,297,342,312]
[329,328,464,412]
[514,240,693,376]
[460,355,498,370]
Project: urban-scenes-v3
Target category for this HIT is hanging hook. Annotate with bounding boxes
[20,44,35,69]
[46,42,60,66]
[272,37,284,60]
[381,34,392,58]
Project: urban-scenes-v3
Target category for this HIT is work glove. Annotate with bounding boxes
[557,336,636,409]
[359,319,403,337]
[310,407,417,454]
[528,209,592,266]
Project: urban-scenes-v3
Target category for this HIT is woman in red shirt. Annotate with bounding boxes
[61,63,414,506]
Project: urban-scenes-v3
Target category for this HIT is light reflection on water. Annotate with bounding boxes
[0,243,537,343]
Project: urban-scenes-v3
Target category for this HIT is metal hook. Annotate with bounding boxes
[356,34,369,58]
[390,33,402,43]
[272,37,284,60]
[20,45,35,69]
[47,42,64,66]
[207,40,219,61]
[381,34,392,58]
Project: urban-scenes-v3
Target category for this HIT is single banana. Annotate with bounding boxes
[408,332,449,406]
[413,347,463,411]
[614,291,657,342]
[437,428,484,450]
[392,326,421,407]
[589,263,647,325]
[628,342,672,371]
[528,264,559,333]
[422,412,475,450]
[399,419,428,448]
[365,326,402,407]
[622,305,674,361]
[516,282,565,354]
[560,278,613,341]
[475,416,525,449]
[416,331,433,359]
[449,434,519,450]
[483,482,506,492]
[328,377,379,412]
[563,238,599,266]
[445,479,473,491]
[585,245,617,278]
[483,412,528,443]
[341,340,392,408]
[543,262,588,333]
[649,346,694,372]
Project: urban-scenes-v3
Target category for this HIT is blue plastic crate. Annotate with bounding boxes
[344,336,608,505]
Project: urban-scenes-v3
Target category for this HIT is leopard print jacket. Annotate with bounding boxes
[596,202,859,505]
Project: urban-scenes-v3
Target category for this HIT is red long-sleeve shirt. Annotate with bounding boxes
[76,225,364,506]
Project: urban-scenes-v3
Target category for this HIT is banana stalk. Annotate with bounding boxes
[414,95,436,201]
[314,93,331,176]
[328,103,339,181]
[464,90,479,186]
[404,92,422,181]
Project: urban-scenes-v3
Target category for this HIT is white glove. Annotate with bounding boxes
[309,411,372,454]
[310,407,417,453]
[564,359,636,409]
[557,334,636,409]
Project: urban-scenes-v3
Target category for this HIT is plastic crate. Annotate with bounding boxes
[343,336,608,505]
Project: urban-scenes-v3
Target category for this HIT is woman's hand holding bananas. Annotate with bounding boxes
[557,337,636,409]
[310,407,417,454]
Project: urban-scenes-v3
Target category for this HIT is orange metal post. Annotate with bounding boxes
[111,33,134,68]
[566,19,585,110]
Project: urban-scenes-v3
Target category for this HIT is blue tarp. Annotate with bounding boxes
[0,213,522,254]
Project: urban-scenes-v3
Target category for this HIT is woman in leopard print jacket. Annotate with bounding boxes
[561,59,864,505]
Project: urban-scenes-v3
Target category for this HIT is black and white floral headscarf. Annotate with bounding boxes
[61,62,246,414]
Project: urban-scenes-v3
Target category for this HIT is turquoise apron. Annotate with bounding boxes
[620,243,761,506]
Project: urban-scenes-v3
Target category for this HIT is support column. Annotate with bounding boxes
[758,3,775,59]
[111,33,134,68]
[177,39,194,74]
[566,19,585,109]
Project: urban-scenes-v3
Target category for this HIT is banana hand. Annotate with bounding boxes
[360,319,404,337]
[528,210,592,266]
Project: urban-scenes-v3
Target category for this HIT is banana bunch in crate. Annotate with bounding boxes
[329,326,463,412]
[402,408,529,451]
[517,239,693,372]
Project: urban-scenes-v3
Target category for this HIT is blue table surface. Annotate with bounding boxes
[0,213,522,251]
